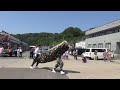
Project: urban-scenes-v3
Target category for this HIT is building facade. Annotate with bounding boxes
[0,30,28,51]
[85,19,120,54]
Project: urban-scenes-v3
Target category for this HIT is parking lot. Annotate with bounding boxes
[1,51,120,79]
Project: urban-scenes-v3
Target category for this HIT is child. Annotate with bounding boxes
[107,49,112,62]
[103,49,107,62]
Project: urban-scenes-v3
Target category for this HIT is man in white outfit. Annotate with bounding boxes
[34,46,40,58]
[30,45,41,69]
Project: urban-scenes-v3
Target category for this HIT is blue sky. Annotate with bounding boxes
[0,11,120,34]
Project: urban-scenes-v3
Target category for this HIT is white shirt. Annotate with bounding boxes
[34,47,40,54]
[65,51,68,56]
[19,49,22,52]
[0,48,3,53]
[17,49,22,52]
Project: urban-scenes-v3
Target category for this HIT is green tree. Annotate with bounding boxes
[13,26,85,47]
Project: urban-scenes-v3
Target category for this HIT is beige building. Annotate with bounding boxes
[85,19,120,54]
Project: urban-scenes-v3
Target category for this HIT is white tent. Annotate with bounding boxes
[75,41,85,48]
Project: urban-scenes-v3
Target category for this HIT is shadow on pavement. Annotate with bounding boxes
[39,67,52,70]
[64,70,80,74]
[39,67,80,74]
[0,68,69,79]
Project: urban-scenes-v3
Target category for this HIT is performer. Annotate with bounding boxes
[29,41,69,71]
[30,45,41,69]
[52,55,65,75]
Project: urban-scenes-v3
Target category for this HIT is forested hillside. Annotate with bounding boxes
[12,27,85,47]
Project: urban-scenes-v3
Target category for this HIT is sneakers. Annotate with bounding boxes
[34,66,39,69]
[30,66,33,69]
[60,71,65,75]
[52,69,56,73]
[52,69,65,74]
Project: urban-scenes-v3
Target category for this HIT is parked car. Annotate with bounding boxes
[82,48,114,60]
[1,49,15,57]
[40,48,49,54]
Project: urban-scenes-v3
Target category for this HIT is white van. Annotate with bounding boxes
[82,48,114,60]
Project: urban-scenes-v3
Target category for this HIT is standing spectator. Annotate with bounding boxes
[103,49,107,62]
[8,47,12,57]
[17,47,23,57]
[30,48,34,59]
[94,50,97,60]
[73,49,76,60]
[19,47,22,57]
[15,48,18,57]
[73,49,78,60]
[0,47,4,56]
[0,47,4,53]
[62,53,66,59]
[107,49,112,62]
[17,48,20,57]
[65,51,68,60]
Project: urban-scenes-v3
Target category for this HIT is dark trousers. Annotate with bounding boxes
[19,52,22,57]
[30,52,34,58]
[10,52,12,57]
[31,54,39,67]
[15,51,17,57]
[74,55,77,60]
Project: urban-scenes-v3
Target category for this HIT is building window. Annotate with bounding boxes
[86,26,120,39]
[88,44,91,48]
[111,29,115,33]
[98,43,103,48]
[105,43,111,50]
[114,29,118,33]
[92,44,97,48]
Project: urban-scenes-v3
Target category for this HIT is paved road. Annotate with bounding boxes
[2,51,120,79]
[0,68,68,79]
[0,51,69,79]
